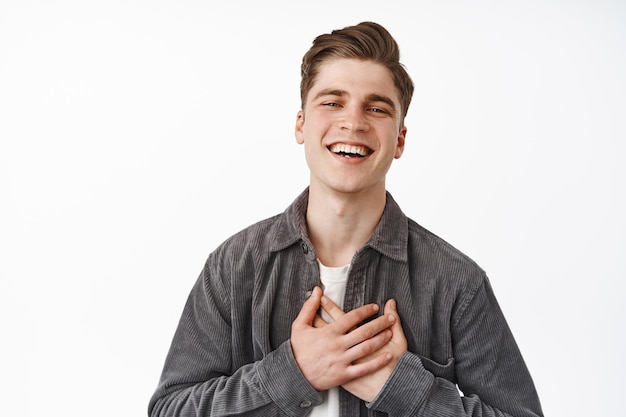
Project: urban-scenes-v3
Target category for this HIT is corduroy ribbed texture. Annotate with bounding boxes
[148,188,543,417]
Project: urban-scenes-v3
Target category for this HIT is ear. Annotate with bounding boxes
[295,110,305,145]
[394,126,407,159]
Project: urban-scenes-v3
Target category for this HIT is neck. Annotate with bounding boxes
[306,184,386,267]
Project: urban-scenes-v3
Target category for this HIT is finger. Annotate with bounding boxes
[383,299,408,352]
[385,299,396,315]
[384,299,402,331]
[344,311,395,348]
[345,328,393,363]
[333,303,380,334]
[320,295,347,321]
[345,350,393,381]
[293,286,322,327]
[312,314,328,328]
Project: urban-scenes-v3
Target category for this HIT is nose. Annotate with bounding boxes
[339,106,369,132]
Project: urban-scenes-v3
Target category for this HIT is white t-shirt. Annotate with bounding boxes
[310,260,350,417]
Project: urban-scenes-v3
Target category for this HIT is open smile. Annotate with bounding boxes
[328,143,372,158]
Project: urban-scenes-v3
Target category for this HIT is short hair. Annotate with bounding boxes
[300,21,414,124]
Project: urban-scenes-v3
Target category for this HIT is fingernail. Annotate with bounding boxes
[388,314,395,322]
[321,295,328,304]
[372,304,380,312]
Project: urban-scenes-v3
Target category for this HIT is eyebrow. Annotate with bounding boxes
[312,88,397,111]
[312,88,346,101]
[367,93,397,111]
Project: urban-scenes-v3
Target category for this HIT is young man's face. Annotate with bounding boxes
[295,58,406,197]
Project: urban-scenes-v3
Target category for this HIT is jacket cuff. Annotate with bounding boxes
[256,340,323,416]
[367,351,434,416]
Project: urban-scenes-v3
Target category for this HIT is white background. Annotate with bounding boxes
[1,1,624,416]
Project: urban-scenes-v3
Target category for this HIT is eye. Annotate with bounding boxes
[322,102,341,107]
[368,106,388,114]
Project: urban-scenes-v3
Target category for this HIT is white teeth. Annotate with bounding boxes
[329,143,370,157]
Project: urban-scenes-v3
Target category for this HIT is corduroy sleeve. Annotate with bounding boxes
[367,276,543,417]
[147,264,322,417]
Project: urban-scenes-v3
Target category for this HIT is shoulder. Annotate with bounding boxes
[407,219,481,266]
[405,217,487,290]
[196,213,286,299]
[208,213,284,266]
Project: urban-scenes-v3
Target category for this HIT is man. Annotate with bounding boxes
[148,22,543,416]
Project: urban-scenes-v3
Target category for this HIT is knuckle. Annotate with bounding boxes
[364,320,383,337]
[362,324,376,339]
[360,340,375,356]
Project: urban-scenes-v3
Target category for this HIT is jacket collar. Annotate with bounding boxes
[270,188,408,263]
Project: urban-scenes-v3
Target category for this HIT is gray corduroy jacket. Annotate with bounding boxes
[149,189,543,417]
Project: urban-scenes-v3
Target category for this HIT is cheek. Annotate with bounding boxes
[302,144,319,172]
[302,117,331,143]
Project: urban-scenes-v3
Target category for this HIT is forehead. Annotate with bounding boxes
[308,58,400,105]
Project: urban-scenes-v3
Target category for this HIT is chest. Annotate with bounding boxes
[228,247,456,368]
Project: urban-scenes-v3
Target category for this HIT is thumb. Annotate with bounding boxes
[384,299,407,350]
[384,299,402,330]
[294,286,322,327]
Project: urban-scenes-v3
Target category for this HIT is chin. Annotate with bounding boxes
[328,181,384,196]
